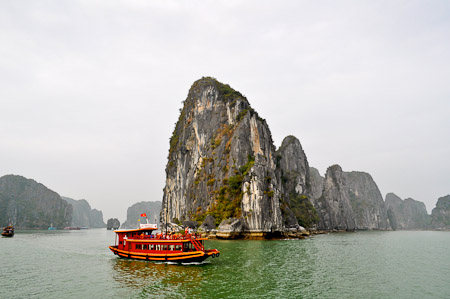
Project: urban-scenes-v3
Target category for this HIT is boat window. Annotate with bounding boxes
[150,244,154,250]
[143,244,148,250]
[136,244,142,250]
[175,245,181,251]
[156,245,160,251]
[119,241,123,245]
[169,245,174,251]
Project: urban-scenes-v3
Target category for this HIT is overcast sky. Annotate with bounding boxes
[1,0,449,221]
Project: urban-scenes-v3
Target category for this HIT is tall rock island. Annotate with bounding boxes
[313,166,390,230]
[431,195,450,230]
[162,77,449,237]
[162,77,335,237]
[0,175,72,229]
[385,193,430,230]
[163,77,287,237]
[62,197,106,228]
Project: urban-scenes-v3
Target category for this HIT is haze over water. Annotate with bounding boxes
[1,229,449,298]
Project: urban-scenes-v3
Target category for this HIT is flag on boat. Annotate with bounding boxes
[140,213,147,217]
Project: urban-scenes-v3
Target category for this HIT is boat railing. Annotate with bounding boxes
[130,232,204,242]
[188,235,205,251]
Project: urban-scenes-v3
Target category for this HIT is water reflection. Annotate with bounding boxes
[111,258,209,297]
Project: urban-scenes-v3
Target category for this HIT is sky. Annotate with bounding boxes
[1,0,449,221]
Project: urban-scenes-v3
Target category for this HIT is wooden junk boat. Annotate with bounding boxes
[2,225,14,237]
[109,222,220,263]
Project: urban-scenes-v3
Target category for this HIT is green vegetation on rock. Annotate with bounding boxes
[281,193,319,228]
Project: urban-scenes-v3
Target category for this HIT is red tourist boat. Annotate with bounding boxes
[2,225,14,237]
[109,221,220,263]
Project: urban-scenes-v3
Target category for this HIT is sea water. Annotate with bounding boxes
[1,229,449,298]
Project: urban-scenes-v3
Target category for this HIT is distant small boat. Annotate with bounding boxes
[48,222,56,230]
[64,227,81,230]
[2,225,14,237]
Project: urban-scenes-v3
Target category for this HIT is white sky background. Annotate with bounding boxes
[1,0,449,221]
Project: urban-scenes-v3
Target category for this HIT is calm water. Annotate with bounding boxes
[1,230,449,298]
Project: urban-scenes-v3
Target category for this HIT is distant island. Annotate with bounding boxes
[62,197,106,228]
[121,201,161,229]
[161,77,450,238]
[0,175,72,229]
[0,174,106,229]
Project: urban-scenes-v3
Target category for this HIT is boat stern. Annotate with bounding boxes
[206,249,220,259]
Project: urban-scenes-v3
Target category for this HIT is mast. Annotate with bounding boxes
[165,198,168,235]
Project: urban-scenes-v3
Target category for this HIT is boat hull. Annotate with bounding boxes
[109,246,219,263]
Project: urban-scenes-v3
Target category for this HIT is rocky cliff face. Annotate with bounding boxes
[344,171,390,230]
[122,201,161,229]
[162,77,396,236]
[275,136,318,228]
[0,175,72,229]
[431,195,450,229]
[107,218,120,230]
[162,77,283,235]
[385,193,430,230]
[62,197,106,228]
[315,165,356,230]
[309,167,324,206]
[313,166,390,230]
[90,209,106,228]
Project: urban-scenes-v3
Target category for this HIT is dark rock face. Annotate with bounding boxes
[385,193,430,230]
[182,220,199,229]
[198,215,216,232]
[276,136,310,196]
[316,165,356,230]
[0,175,72,229]
[122,201,161,229]
[107,218,120,230]
[276,136,318,228]
[314,166,390,230]
[431,195,450,229]
[309,167,324,206]
[90,209,106,228]
[62,197,106,228]
[344,172,390,230]
[162,77,283,235]
[217,218,244,239]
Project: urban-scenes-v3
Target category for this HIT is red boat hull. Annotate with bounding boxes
[109,246,219,263]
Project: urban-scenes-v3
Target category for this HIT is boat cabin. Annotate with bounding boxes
[109,223,219,263]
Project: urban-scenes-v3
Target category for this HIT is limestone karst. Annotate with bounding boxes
[122,201,161,229]
[431,195,450,229]
[63,197,106,228]
[385,193,430,230]
[161,77,403,236]
[0,175,72,229]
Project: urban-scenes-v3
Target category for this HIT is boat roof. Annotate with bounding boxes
[114,223,158,233]
[114,228,159,234]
